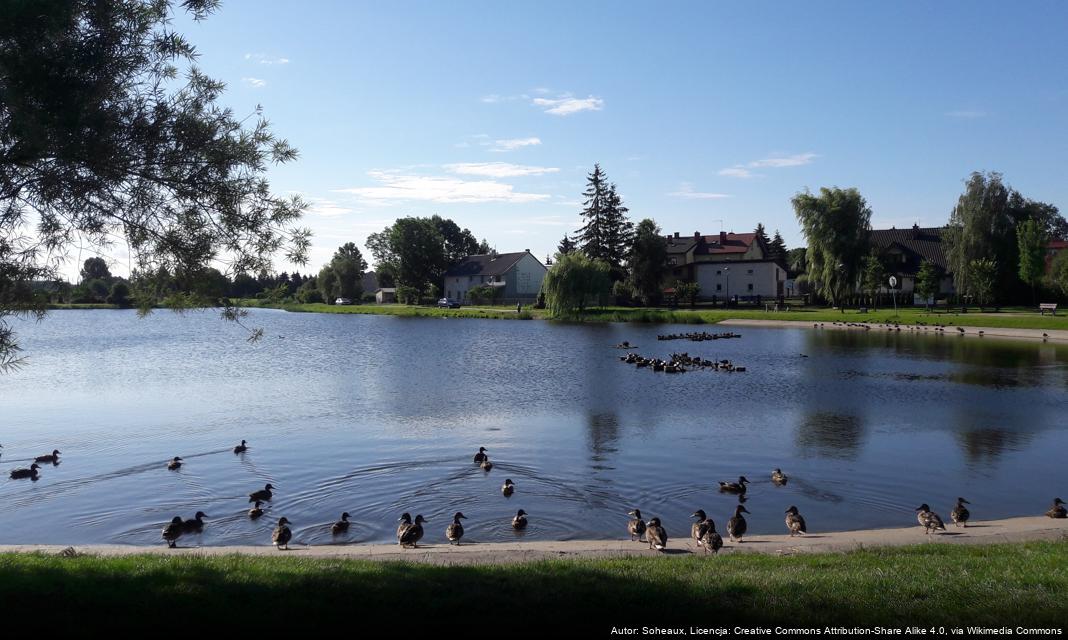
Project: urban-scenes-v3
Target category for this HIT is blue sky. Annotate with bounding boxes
[167,0,1068,275]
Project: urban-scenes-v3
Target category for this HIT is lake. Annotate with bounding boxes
[1,309,1065,547]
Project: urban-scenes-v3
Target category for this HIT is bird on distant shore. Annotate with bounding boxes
[272,517,292,550]
[785,506,807,536]
[1046,498,1067,519]
[35,449,60,464]
[951,498,970,527]
[248,483,275,502]
[916,504,946,534]
[480,456,493,471]
[397,512,413,538]
[727,505,750,542]
[511,509,528,530]
[719,476,750,494]
[501,478,515,497]
[473,447,488,463]
[627,509,646,541]
[233,440,248,454]
[181,511,208,534]
[399,515,426,547]
[446,512,466,545]
[162,517,183,548]
[646,517,667,551]
[167,456,182,470]
[9,463,39,480]
[248,501,264,519]
[771,468,788,485]
[331,512,351,535]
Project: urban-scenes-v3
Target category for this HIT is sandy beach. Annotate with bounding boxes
[719,318,1068,342]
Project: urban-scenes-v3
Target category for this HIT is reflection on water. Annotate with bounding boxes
[0,309,1065,545]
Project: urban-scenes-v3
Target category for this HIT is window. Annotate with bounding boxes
[716,284,722,291]
[716,270,721,275]
[669,257,677,265]
[747,269,753,275]
[747,283,754,291]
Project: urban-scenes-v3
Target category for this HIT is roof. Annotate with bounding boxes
[375,287,397,293]
[665,232,757,255]
[444,251,532,277]
[869,226,948,272]
[1048,239,1068,250]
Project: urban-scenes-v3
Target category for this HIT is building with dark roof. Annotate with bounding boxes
[443,250,547,302]
[666,230,787,300]
[867,224,955,297]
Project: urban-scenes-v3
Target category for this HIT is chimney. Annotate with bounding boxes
[673,232,680,238]
[694,231,701,238]
[719,231,728,244]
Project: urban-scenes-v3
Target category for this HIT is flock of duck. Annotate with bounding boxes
[814,320,1052,341]
[655,331,742,342]
[620,351,747,373]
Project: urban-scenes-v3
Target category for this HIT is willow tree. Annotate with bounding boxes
[791,187,872,308]
[540,251,611,316]
[943,172,1014,304]
[0,0,309,370]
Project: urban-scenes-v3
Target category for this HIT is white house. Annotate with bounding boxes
[665,230,787,300]
[444,250,547,302]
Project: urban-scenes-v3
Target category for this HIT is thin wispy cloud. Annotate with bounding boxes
[305,198,355,217]
[444,162,559,178]
[718,167,754,178]
[669,183,732,200]
[532,94,604,116]
[719,152,819,178]
[245,53,290,65]
[491,137,541,152]
[241,77,267,88]
[335,170,551,204]
[945,109,987,118]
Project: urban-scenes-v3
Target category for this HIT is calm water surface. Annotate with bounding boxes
[1,309,1065,546]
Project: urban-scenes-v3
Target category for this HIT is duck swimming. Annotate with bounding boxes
[950,498,970,527]
[331,512,351,535]
[167,456,182,470]
[645,517,667,551]
[248,483,275,502]
[9,463,40,480]
[698,518,723,554]
[627,509,646,541]
[397,512,413,538]
[1046,498,1066,519]
[719,476,750,494]
[446,512,466,545]
[784,506,807,536]
[915,504,946,534]
[35,449,60,464]
[501,478,515,497]
[727,505,750,542]
[511,509,528,530]
[473,447,488,463]
[272,517,292,550]
[771,469,788,485]
[162,516,183,548]
[480,456,493,471]
[181,511,208,533]
[399,514,426,548]
[233,440,248,454]
[248,501,264,519]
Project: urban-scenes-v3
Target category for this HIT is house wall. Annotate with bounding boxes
[507,253,547,298]
[693,261,784,299]
[446,275,488,302]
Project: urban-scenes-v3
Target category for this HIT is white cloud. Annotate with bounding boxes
[444,162,559,178]
[490,137,541,152]
[305,198,354,217]
[669,183,732,200]
[242,77,267,88]
[718,167,755,178]
[532,95,604,116]
[718,152,818,178]
[245,53,290,65]
[945,109,986,118]
[335,170,551,204]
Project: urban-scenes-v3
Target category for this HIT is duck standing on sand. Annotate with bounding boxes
[9,463,39,479]
[646,517,667,551]
[784,506,806,536]
[690,510,709,542]
[35,449,60,464]
[627,509,646,541]
[698,519,723,554]
[915,504,946,534]
[331,512,351,535]
[446,512,466,545]
[397,512,413,537]
[233,440,248,454]
[950,498,971,527]
[181,511,208,533]
[167,456,183,470]
[248,501,264,519]
[501,478,515,497]
[1046,498,1066,519]
[473,447,488,463]
[771,469,788,485]
[511,509,528,530]
[727,505,750,542]
[162,516,183,548]
[399,514,426,547]
[272,517,292,550]
[248,483,275,502]
[719,476,750,494]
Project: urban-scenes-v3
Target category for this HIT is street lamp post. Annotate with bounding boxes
[723,267,730,308]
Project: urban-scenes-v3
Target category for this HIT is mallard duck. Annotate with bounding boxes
[511,509,528,530]
[480,456,493,471]
[167,456,183,470]
[501,478,515,497]
[233,440,248,454]
[646,517,667,551]
[248,501,264,519]
[181,511,208,533]
[727,505,750,542]
[35,449,60,463]
[950,498,970,527]
[698,519,723,554]
[784,506,806,536]
[473,447,488,463]
[446,512,466,545]
[627,509,646,541]
[690,510,708,542]
[915,504,946,534]
[397,512,413,538]
[399,514,426,547]
[1045,498,1066,519]
[248,483,275,502]
[272,517,292,550]
[719,476,750,494]
[9,463,40,479]
[771,468,788,485]
[162,516,183,548]
[331,512,351,535]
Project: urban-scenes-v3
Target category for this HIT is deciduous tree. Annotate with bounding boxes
[792,187,872,308]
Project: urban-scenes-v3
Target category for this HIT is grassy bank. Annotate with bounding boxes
[275,301,537,320]
[2,542,1066,629]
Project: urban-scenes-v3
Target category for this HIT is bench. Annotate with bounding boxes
[764,303,790,312]
[1039,303,1058,316]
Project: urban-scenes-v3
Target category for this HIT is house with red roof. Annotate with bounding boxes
[665,230,786,300]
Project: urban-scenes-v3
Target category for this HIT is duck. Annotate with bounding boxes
[511,509,528,530]
[915,504,946,534]
[727,505,750,542]
[181,511,208,534]
[272,517,292,550]
[473,447,488,463]
[627,509,646,541]
[248,501,264,519]
[248,483,275,502]
[690,510,709,542]
[399,514,426,547]
[645,517,667,551]
[950,498,970,528]
[697,518,723,554]
[719,476,750,494]
[9,463,40,479]
[331,512,351,535]
[233,439,248,454]
[397,512,413,538]
[501,478,515,497]
[771,468,788,485]
[784,506,807,536]
[445,512,466,545]
[167,456,183,470]
[1045,498,1066,519]
[35,449,60,464]
[480,457,493,471]
[162,516,184,548]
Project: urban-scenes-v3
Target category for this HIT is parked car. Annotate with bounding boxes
[335,297,353,305]
[437,297,461,309]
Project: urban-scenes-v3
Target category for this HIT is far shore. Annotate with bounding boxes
[720,318,1068,343]
[4,515,1063,564]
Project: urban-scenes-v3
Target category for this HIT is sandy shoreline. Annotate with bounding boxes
[719,318,1068,342]
[2,516,1063,565]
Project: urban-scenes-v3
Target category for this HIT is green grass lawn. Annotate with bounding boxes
[2,542,1066,630]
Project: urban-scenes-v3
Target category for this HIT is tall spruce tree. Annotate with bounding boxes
[557,234,577,256]
[768,230,787,264]
[754,223,772,249]
[576,165,632,280]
